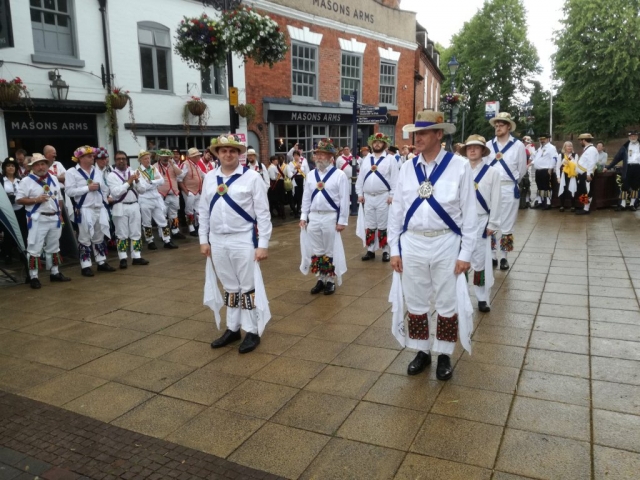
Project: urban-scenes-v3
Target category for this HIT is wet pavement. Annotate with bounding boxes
[1,208,639,479]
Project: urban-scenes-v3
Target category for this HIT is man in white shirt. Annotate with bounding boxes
[267,155,286,219]
[460,135,501,313]
[65,146,116,276]
[15,153,71,289]
[575,133,599,215]
[107,151,149,269]
[606,131,640,211]
[199,134,272,354]
[531,134,558,210]
[287,150,310,216]
[486,112,527,270]
[44,145,66,187]
[389,110,476,381]
[299,139,350,295]
[356,132,398,262]
[336,146,355,179]
[246,148,269,188]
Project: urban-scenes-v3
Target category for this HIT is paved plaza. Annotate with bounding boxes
[1,209,640,479]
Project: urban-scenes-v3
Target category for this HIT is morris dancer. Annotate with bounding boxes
[459,135,500,312]
[606,131,640,211]
[15,153,71,289]
[575,133,598,215]
[157,149,187,239]
[65,146,115,276]
[199,149,216,175]
[246,148,269,187]
[107,151,149,268]
[287,150,309,217]
[137,151,178,250]
[531,134,557,210]
[389,110,476,381]
[199,134,272,354]
[267,155,286,219]
[487,112,527,270]
[355,132,398,262]
[299,139,349,295]
[181,148,204,236]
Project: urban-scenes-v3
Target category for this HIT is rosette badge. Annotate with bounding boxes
[217,184,228,196]
[316,181,325,191]
[495,153,504,161]
[371,165,378,172]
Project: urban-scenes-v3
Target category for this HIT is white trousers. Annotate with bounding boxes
[401,231,459,355]
[210,230,258,334]
[113,203,142,260]
[164,194,180,233]
[27,215,62,278]
[78,207,108,268]
[364,192,390,252]
[183,192,200,231]
[308,211,337,282]
[492,183,519,260]
[140,197,169,243]
[472,214,489,302]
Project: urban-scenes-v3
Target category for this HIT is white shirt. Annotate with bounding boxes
[137,165,165,200]
[3,177,23,211]
[16,173,63,214]
[355,153,398,196]
[300,167,350,225]
[486,136,528,182]
[48,160,67,188]
[628,142,640,165]
[268,164,284,181]
[471,160,501,232]
[532,143,558,169]
[198,164,272,248]
[597,151,608,166]
[335,155,355,179]
[247,161,270,187]
[287,160,310,179]
[107,168,146,204]
[577,144,598,175]
[65,165,107,208]
[388,150,477,262]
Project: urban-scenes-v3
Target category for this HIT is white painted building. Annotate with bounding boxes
[0,0,246,167]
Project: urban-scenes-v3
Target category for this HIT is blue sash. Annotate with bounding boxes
[363,155,391,191]
[75,167,98,224]
[474,164,491,238]
[310,168,340,222]
[112,169,138,205]
[208,167,258,247]
[26,174,60,229]
[490,139,520,199]
[401,152,461,238]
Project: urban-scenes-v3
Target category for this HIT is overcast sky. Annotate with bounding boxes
[401,0,564,90]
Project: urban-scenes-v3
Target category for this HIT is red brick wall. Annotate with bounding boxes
[245,10,416,160]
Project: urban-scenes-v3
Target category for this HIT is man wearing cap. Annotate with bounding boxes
[460,135,501,313]
[15,153,71,288]
[156,149,187,239]
[356,132,398,262]
[107,151,149,268]
[531,134,558,210]
[246,148,269,187]
[180,148,204,236]
[199,134,272,354]
[299,139,350,295]
[606,131,640,211]
[389,110,476,380]
[575,133,598,215]
[287,150,309,217]
[65,146,116,276]
[137,151,179,250]
[487,112,527,270]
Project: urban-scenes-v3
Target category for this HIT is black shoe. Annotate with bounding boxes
[614,205,623,212]
[575,209,590,215]
[559,207,565,212]
[499,259,509,270]
[211,329,241,349]
[132,258,149,265]
[532,201,541,209]
[119,259,128,269]
[361,251,375,261]
[97,262,116,272]
[492,258,498,268]
[30,277,42,289]
[436,354,453,381]
[238,332,260,354]
[571,207,576,212]
[81,267,94,277]
[544,204,551,210]
[628,204,637,211]
[407,351,431,376]
[147,241,158,250]
[50,272,71,282]
[324,282,335,295]
[382,252,390,262]
[164,241,179,249]
[478,301,490,313]
[189,231,198,237]
[172,232,186,240]
[310,280,325,294]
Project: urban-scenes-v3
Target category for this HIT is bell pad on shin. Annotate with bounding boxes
[436,314,458,343]
[241,290,256,310]
[224,291,240,308]
[407,313,429,340]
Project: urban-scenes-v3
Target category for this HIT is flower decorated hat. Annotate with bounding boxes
[94,147,109,159]
[367,132,392,148]
[315,138,337,155]
[403,110,456,135]
[28,153,48,167]
[489,112,517,131]
[459,134,491,157]
[72,146,95,162]
[210,134,247,155]
[157,149,173,157]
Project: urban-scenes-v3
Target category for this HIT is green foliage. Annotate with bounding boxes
[554,0,640,138]
[441,0,540,140]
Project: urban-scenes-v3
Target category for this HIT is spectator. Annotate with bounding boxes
[596,142,608,166]
[15,149,28,177]
[1,158,27,264]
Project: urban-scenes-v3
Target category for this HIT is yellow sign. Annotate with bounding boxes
[229,87,239,106]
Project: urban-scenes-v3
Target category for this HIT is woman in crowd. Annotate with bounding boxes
[1,157,27,263]
[556,141,579,212]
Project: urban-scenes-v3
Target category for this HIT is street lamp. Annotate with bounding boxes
[447,56,460,150]
[49,69,69,101]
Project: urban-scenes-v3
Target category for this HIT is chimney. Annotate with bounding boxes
[378,0,401,9]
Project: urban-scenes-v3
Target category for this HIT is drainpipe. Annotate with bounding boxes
[98,0,118,153]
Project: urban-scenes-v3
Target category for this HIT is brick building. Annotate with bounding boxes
[242,0,419,160]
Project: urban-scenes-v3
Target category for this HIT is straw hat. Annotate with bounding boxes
[210,134,247,155]
[186,147,201,158]
[29,153,48,166]
[246,148,257,157]
[489,112,517,131]
[403,110,456,135]
[459,134,491,157]
[577,133,594,141]
[72,146,95,162]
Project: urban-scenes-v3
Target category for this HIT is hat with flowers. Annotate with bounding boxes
[94,147,109,159]
[314,138,337,155]
[367,131,392,147]
[210,134,247,154]
[72,146,95,162]
[157,149,173,157]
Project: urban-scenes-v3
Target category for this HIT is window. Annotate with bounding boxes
[379,61,397,107]
[30,0,75,57]
[201,65,227,96]
[378,125,395,147]
[341,53,362,102]
[291,43,317,99]
[138,22,172,91]
[273,124,352,157]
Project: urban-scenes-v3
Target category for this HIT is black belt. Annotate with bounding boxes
[123,202,137,204]
[40,212,56,216]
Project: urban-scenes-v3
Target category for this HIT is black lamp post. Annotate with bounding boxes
[446,56,459,150]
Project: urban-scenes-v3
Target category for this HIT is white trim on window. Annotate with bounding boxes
[378,47,401,62]
[338,38,366,54]
[287,25,322,46]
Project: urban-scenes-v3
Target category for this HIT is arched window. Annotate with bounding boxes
[138,22,172,91]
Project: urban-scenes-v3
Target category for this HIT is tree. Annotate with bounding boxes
[440,0,540,140]
[554,0,640,138]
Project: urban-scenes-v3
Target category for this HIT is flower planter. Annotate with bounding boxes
[188,101,207,116]
[0,86,21,104]
[110,94,129,110]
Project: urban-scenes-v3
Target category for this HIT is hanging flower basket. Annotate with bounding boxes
[108,89,130,110]
[0,77,27,104]
[441,92,465,109]
[105,87,136,142]
[234,103,256,124]
[183,97,210,135]
[187,97,207,116]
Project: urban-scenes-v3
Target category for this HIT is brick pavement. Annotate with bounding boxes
[1,209,640,479]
